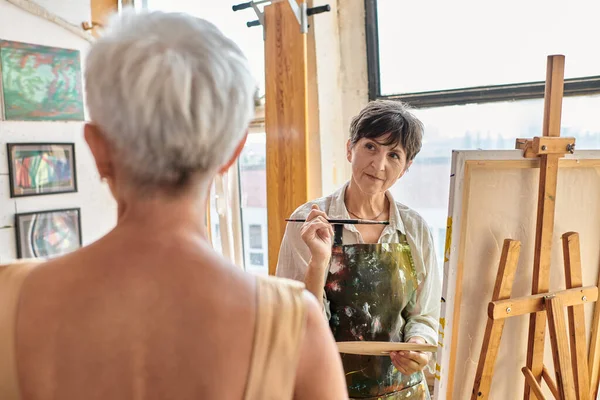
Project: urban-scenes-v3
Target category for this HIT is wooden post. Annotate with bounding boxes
[89,0,118,36]
[471,240,521,399]
[562,232,590,400]
[264,1,310,275]
[524,55,565,400]
[542,56,566,138]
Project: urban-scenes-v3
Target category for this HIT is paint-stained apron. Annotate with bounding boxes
[325,234,430,400]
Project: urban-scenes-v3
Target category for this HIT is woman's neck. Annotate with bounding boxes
[115,190,209,240]
[344,179,389,220]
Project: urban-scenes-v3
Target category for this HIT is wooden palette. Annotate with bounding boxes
[337,341,438,356]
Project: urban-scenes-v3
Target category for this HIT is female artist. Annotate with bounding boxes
[277,100,441,399]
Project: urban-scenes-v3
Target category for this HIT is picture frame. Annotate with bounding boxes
[0,40,85,121]
[7,143,77,198]
[15,208,82,259]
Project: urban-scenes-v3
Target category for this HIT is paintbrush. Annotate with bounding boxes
[285,218,389,225]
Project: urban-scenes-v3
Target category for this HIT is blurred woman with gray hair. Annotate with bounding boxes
[0,10,346,400]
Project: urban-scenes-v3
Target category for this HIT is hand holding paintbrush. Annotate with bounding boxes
[297,205,335,263]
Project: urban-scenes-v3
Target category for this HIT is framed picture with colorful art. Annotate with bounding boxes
[15,208,82,259]
[0,40,85,121]
[7,143,77,198]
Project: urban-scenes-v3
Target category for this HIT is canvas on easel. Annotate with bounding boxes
[434,150,600,399]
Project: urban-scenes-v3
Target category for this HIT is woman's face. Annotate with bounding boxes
[347,134,412,195]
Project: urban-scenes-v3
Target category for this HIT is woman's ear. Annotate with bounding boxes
[84,123,114,181]
[398,159,413,179]
[346,139,353,163]
[219,131,249,174]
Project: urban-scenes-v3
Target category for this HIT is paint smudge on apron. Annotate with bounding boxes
[325,236,430,399]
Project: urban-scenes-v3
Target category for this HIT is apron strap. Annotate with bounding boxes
[333,224,344,246]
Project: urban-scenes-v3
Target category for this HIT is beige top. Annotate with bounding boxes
[0,261,306,400]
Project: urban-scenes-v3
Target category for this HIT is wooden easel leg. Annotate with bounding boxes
[546,295,577,400]
[471,240,521,399]
[523,367,548,400]
[562,232,590,400]
[526,153,561,400]
[542,365,560,399]
[588,261,600,399]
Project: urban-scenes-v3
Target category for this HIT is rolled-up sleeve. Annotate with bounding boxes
[402,224,441,346]
[275,215,332,320]
[275,221,310,281]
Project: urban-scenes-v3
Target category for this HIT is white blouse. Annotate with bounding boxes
[275,181,441,347]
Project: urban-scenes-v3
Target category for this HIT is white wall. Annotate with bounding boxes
[313,0,369,196]
[0,0,116,263]
[28,0,91,26]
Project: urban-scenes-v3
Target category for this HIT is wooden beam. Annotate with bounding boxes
[542,55,565,138]
[532,137,575,156]
[264,1,310,275]
[489,286,597,320]
[562,232,590,400]
[90,0,118,36]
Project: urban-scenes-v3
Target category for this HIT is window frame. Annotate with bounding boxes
[364,0,600,107]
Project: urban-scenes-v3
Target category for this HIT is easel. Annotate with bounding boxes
[470,55,600,400]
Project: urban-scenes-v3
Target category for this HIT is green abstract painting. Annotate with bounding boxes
[0,40,84,121]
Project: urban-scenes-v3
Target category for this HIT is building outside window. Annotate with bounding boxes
[248,224,263,249]
[239,133,268,275]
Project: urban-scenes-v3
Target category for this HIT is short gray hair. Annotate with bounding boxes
[85,10,256,187]
[349,100,424,162]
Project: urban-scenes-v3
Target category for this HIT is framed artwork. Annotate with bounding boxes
[7,143,77,197]
[0,40,84,121]
[15,208,82,259]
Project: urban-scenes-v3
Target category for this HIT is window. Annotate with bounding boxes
[239,132,268,275]
[209,187,223,254]
[147,0,265,96]
[250,252,264,266]
[389,95,600,269]
[248,224,263,249]
[372,0,600,97]
[368,0,600,272]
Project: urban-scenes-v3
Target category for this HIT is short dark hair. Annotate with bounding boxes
[349,100,424,162]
